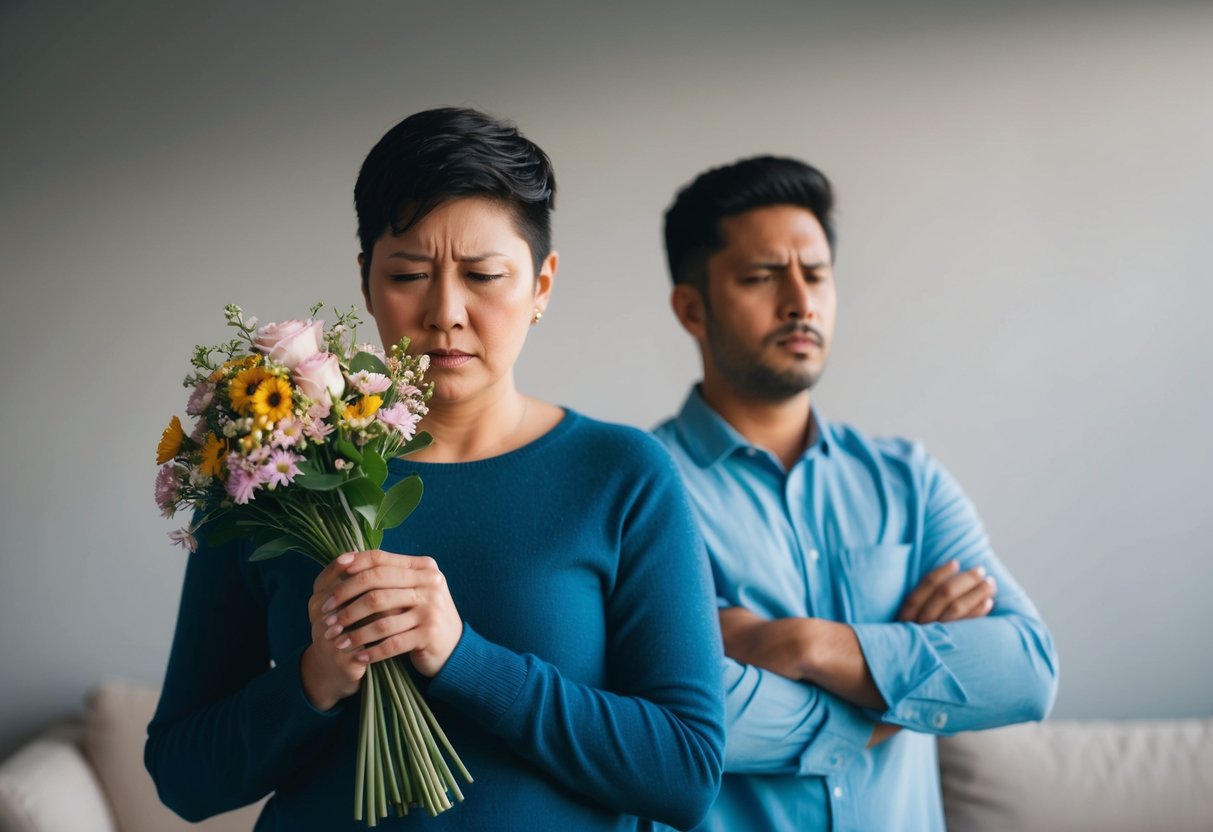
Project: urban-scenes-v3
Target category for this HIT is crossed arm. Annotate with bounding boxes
[715,460,1058,771]
[720,560,996,745]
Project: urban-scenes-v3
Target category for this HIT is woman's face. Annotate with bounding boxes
[361,197,555,407]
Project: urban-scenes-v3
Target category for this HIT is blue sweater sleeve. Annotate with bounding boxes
[144,534,344,822]
[851,453,1060,734]
[426,442,725,831]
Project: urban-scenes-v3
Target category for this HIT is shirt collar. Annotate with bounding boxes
[674,385,831,469]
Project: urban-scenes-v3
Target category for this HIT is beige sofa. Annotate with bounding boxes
[0,680,1210,832]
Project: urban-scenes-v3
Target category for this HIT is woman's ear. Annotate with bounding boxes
[532,250,558,316]
[358,253,373,314]
[670,283,708,341]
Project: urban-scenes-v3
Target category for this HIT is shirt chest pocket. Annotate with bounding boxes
[836,543,913,623]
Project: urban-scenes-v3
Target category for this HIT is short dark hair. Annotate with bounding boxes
[663,155,836,294]
[354,107,556,284]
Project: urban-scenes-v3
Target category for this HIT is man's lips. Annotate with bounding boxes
[778,334,822,350]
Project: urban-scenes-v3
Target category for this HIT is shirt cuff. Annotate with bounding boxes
[427,623,529,728]
[795,690,873,777]
[850,622,968,727]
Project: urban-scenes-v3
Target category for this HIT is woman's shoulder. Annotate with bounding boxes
[559,410,679,473]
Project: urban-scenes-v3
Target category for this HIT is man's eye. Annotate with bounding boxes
[741,275,771,284]
[388,273,426,282]
[468,273,505,282]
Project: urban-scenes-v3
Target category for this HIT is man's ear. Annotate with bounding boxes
[358,253,372,314]
[671,283,708,341]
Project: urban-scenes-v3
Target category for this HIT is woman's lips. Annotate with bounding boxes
[427,351,474,369]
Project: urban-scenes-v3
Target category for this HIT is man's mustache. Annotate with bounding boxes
[764,321,824,347]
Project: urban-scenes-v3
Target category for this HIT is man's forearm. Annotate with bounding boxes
[720,609,886,710]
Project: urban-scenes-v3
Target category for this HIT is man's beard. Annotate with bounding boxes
[705,315,826,401]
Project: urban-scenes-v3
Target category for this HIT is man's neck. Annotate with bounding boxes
[699,377,813,471]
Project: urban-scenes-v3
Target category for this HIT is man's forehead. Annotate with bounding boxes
[716,205,831,257]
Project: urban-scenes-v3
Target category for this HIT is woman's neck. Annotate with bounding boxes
[406,379,532,463]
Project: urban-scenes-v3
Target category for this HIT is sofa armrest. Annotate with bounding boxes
[940,718,1213,832]
[0,734,118,832]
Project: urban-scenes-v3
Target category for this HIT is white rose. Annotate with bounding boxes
[292,352,345,406]
[254,319,323,370]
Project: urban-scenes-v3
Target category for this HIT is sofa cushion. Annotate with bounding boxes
[939,718,1213,832]
[80,679,266,832]
[0,734,117,832]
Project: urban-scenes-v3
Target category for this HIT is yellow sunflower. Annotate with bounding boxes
[200,434,227,478]
[344,394,383,423]
[207,354,260,383]
[156,416,185,465]
[229,366,272,414]
[252,376,293,422]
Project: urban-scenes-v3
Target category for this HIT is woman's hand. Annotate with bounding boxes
[300,550,464,710]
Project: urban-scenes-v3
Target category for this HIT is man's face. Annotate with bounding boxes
[700,204,837,401]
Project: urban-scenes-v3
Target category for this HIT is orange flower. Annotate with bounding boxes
[156,416,185,465]
[200,434,227,478]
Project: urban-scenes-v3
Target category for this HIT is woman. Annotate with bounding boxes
[145,107,724,831]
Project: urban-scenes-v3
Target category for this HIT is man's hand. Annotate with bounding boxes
[898,560,996,624]
[719,606,813,680]
[719,607,886,710]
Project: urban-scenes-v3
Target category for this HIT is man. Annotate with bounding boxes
[653,156,1058,831]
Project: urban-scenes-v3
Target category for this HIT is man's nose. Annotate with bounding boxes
[777,269,814,320]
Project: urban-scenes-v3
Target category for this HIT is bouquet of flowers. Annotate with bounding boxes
[154,303,471,825]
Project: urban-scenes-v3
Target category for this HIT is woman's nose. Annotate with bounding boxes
[424,272,467,331]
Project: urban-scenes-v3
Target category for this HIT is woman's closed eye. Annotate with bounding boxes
[388,272,427,283]
[467,272,505,282]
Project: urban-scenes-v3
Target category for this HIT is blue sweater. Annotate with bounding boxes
[145,410,725,830]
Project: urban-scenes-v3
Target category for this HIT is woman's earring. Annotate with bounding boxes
[531,310,543,325]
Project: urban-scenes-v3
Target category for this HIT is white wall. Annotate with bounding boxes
[2,0,1210,755]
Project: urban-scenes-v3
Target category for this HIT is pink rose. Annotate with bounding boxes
[254,319,323,370]
[292,352,345,405]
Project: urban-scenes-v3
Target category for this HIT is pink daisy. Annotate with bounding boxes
[377,402,421,440]
[263,449,302,489]
[347,370,393,396]
[154,465,180,518]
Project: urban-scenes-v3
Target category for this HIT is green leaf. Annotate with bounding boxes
[375,474,423,530]
[396,431,433,458]
[350,351,391,377]
[249,534,310,562]
[341,476,383,528]
[365,527,384,550]
[361,448,387,487]
[295,469,346,491]
[336,435,363,464]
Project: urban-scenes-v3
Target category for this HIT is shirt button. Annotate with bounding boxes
[933,712,948,729]
[833,786,844,799]
[745,448,758,457]
[809,549,820,562]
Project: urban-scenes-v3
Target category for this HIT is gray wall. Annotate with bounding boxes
[2,0,1211,756]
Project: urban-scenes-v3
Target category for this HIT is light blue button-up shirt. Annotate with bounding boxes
[654,387,1058,832]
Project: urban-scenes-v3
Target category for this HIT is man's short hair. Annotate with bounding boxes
[354,107,556,285]
[663,156,836,297]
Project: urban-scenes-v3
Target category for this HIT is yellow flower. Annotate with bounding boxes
[251,376,293,422]
[200,434,227,478]
[229,366,272,414]
[344,395,383,424]
[207,354,260,383]
[156,416,185,464]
